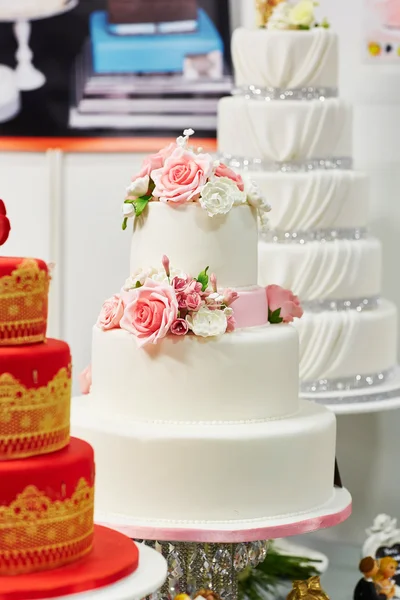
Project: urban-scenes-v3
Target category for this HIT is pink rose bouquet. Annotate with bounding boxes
[266,285,303,324]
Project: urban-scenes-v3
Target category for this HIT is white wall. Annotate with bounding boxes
[1,0,400,545]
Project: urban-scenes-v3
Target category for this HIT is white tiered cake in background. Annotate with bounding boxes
[72,131,349,529]
[219,0,399,406]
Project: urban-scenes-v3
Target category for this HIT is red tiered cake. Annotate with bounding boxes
[0,202,139,599]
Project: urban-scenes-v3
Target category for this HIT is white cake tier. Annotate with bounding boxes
[218,97,351,163]
[258,237,381,302]
[296,300,397,383]
[0,0,67,18]
[249,170,368,233]
[232,29,338,90]
[130,203,258,289]
[71,399,336,523]
[91,323,299,422]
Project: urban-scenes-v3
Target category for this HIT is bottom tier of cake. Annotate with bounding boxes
[0,438,95,575]
[71,399,336,524]
[295,300,398,386]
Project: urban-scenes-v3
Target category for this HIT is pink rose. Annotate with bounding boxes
[152,147,213,205]
[134,143,177,180]
[97,294,124,331]
[172,276,190,292]
[185,279,203,294]
[120,279,178,347]
[266,285,304,324]
[223,289,239,306]
[226,314,236,333]
[215,163,245,192]
[186,292,202,311]
[79,364,92,395]
[170,318,189,336]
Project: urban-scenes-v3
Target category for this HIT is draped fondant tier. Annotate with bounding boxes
[71,399,336,523]
[91,324,299,422]
[295,300,397,382]
[250,170,368,232]
[218,97,351,163]
[131,203,258,289]
[232,29,338,90]
[258,237,381,302]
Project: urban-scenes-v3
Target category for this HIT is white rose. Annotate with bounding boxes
[200,177,244,217]
[289,0,316,27]
[244,178,271,213]
[267,2,291,29]
[124,266,157,289]
[207,292,225,304]
[122,202,135,218]
[150,267,187,283]
[126,174,150,198]
[186,306,227,337]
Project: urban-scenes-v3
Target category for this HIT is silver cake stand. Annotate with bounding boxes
[0,0,78,91]
[94,488,351,600]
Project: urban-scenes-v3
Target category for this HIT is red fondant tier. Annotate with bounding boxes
[0,525,139,600]
[0,339,71,459]
[0,438,95,575]
[0,257,49,346]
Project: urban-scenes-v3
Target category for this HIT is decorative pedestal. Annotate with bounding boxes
[138,540,269,600]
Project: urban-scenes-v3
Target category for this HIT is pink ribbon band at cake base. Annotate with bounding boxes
[232,287,268,328]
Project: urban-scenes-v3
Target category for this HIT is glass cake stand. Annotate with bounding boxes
[0,0,78,91]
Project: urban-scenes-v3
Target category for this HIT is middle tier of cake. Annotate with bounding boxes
[90,323,299,422]
[71,399,336,523]
[258,237,381,302]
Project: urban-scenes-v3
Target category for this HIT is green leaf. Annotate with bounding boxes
[298,24,310,30]
[268,307,283,324]
[122,217,128,231]
[134,281,142,288]
[148,178,155,193]
[196,266,209,292]
[134,196,150,217]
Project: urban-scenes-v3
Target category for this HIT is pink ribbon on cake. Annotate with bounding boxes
[232,286,268,329]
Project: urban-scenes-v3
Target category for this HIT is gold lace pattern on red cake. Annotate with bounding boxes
[0,478,94,575]
[0,366,71,459]
[0,259,50,345]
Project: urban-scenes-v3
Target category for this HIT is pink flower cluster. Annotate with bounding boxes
[96,258,239,347]
[128,141,244,207]
[266,285,303,323]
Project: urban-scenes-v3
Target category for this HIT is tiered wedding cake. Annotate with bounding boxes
[72,131,340,526]
[219,0,398,393]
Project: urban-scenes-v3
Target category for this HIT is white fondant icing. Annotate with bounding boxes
[0,0,66,18]
[295,300,398,382]
[218,97,352,162]
[258,237,381,301]
[249,170,368,232]
[91,324,299,422]
[232,29,338,89]
[130,203,258,289]
[71,399,336,523]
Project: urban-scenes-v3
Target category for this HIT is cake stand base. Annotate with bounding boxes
[302,367,400,415]
[0,93,20,123]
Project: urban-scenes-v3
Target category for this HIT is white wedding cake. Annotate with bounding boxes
[0,0,68,19]
[219,1,398,393]
[72,131,341,525]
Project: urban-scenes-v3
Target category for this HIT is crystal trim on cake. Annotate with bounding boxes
[302,296,379,313]
[233,85,339,101]
[221,154,353,173]
[301,367,396,394]
[0,367,71,459]
[260,228,368,244]
[0,478,94,575]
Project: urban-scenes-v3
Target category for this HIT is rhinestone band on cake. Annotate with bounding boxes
[301,367,396,394]
[301,296,380,313]
[222,155,353,173]
[233,85,339,101]
[261,228,368,244]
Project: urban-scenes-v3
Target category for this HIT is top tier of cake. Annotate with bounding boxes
[232,28,338,90]
[0,257,50,346]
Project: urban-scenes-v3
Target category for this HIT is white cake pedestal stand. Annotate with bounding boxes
[0,0,78,91]
[46,544,167,600]
[94,488,351,600]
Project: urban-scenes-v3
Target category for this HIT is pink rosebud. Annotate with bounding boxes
[266,285,303,324]
[162,254,170,277]
[79,364,92,395]
[170,318,189,336]
[210,273,217,293]
[226,314,236,333]
[172,276,189,292]
[215,163,245,192]
[96,294,124,331]
[177,292,188,309]
[186,292,202,311]
[186,279,203,294]
[223,289,239,306]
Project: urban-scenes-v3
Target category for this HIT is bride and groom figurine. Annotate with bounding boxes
[354,556,398,600]
[287,576,330,600]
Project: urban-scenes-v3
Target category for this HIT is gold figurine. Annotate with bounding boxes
[287,577,330,600]
[255,0,284,27]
